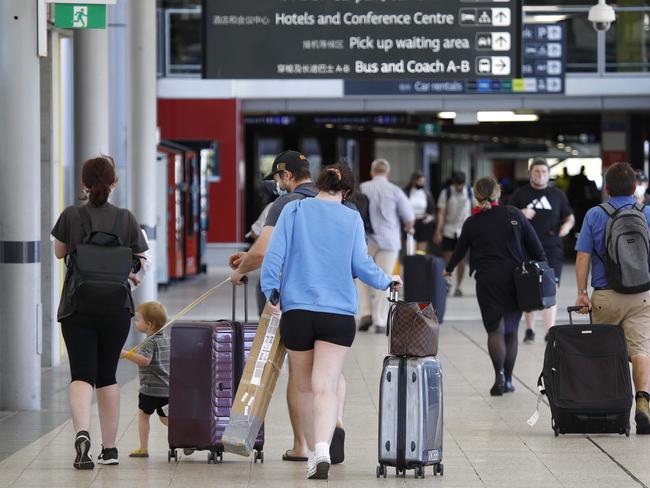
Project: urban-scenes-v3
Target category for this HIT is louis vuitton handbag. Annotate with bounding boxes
[386,296,440,357]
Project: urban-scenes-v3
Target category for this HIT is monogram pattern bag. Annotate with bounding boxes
[387,299,439,357]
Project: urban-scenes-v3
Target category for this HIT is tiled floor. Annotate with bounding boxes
[1,265,649,488]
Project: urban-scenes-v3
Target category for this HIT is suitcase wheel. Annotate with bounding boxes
[625,428,630,437]
[376,464,387,478]
[397,468,406,477]
[254,450,264,463]
[207,451,222,464]
[415,466,425,479]
[434,463,444,476]
[167,449,177,463]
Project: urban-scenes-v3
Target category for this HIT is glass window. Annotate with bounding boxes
[606,11,650,72]
[165,9,201,76]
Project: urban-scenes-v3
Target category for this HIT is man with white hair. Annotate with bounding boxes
[358,159,415,333]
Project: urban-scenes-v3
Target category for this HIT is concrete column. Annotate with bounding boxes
[74,28,110,193]
[108,0,128,208]
[128,0,158,316]
[0,0,42,410]
[40,31,62,368]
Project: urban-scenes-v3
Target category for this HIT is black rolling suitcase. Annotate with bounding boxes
[403,236,447,323]
[538,306,633,436]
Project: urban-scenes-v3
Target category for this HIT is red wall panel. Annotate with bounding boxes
[158,99,243,243]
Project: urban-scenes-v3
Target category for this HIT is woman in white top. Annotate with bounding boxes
[403,171,436,252]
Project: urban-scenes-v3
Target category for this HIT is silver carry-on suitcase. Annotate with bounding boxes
[377,356,444,479]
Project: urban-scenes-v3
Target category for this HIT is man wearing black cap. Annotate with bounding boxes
[228,150,347,464]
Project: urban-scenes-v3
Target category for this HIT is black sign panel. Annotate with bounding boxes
[521,23,566,94]
[343,22,565,95]
[203,0,522,79]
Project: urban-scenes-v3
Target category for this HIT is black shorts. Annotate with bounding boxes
[280,309,356,351]
[442,237,459,252]
[138,393,169,417]
[544,245,564,284]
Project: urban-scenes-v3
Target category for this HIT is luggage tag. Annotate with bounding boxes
[527,386,543,427]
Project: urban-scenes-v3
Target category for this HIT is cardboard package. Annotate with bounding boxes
[222,305,286,456]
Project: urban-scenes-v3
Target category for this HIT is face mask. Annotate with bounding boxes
[275,181,288,197]
[635,185,647,198]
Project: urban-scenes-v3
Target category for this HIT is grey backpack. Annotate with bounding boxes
[600,202,650,294]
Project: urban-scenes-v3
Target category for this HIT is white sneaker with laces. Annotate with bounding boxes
[307,443,330,479]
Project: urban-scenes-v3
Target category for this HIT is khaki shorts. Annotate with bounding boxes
[591,290,650,358]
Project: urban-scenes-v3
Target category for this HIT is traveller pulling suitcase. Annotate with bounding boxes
[377,288,444,479]
[536,306,633,437]
[168,280,265,463]
[403,235,447,323]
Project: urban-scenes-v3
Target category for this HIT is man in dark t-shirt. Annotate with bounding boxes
[509,158,574,343]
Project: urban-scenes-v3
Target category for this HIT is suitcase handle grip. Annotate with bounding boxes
[232,277,249,322]
[269,288,280,306]
[566,306,593,325]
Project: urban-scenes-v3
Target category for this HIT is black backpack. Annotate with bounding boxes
[66,206,138,316]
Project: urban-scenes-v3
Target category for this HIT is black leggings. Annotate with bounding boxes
[61,311,131,388]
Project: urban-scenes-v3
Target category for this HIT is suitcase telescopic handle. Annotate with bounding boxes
[232,276,249,322]
[389,281,400,302]
[566,306,593,325]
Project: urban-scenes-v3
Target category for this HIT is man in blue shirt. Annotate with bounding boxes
[575,162,650,435]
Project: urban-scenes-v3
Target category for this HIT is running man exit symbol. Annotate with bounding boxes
[54,4,107,29]
[73,6,88,27]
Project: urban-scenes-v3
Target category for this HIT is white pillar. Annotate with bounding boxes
[0,0,42,410]
[128,0,158,311]
[74,28,110,190]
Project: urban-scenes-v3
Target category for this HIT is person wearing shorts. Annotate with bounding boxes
[51,156,148,469]
[261,163,400,480]
[120,302,170,457]
[435,171,473,297]
[509,158,574,342]
[575,162,650,435]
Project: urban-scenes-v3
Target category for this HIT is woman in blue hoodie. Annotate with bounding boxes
[261,163,400,480]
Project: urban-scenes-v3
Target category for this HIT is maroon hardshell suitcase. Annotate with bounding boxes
[168,282,264,463]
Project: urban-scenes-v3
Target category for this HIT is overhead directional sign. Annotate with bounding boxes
[520,23,566,93]
[344,22,565,95]
[203,0,522,79]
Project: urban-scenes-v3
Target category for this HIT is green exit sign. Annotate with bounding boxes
[55,4,106,29]
[418,123,440,136]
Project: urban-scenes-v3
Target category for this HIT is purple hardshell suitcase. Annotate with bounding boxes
[168,282,264,463]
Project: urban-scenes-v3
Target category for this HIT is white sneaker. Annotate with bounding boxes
[307,444,330,480]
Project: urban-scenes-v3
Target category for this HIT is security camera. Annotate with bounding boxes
[588,0,616,32]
